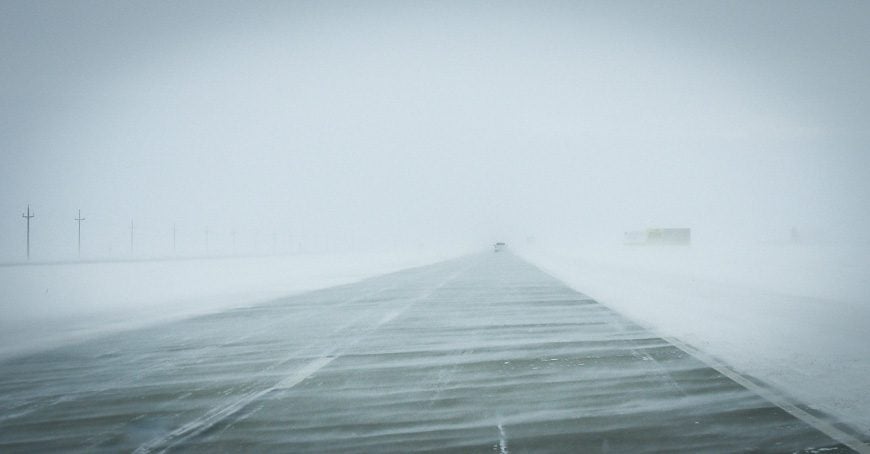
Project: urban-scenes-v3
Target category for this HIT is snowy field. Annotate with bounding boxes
[518,242,870,437]
[0,250,460,359]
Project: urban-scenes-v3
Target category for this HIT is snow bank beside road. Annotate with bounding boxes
[0,251,459,359]
[519,243,870,437]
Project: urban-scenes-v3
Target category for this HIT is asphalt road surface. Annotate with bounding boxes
[0,252,860,452]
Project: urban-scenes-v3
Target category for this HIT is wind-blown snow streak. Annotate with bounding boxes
[133,356,339,454]
[663,336,870,454]
[497,420,509,454]
[134,264,470,453]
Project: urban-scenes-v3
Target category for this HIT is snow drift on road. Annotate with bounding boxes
[0,250,460,359]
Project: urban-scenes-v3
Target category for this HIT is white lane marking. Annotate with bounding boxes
[497,421,509,454]
[664,336,870,454]
[135,264,473,453]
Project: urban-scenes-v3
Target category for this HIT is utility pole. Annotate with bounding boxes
[22,204,34,260]
[75,209,85,258]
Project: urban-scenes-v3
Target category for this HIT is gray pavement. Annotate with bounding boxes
[0,252,857,452]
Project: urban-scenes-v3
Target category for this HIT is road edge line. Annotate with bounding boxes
[663,335,870,454]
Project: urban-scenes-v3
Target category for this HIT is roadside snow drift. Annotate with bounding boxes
[519,242,870,437]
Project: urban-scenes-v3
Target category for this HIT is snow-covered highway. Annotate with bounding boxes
[0,253,861,452]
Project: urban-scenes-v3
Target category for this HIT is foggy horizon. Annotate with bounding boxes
[3,1,870,261]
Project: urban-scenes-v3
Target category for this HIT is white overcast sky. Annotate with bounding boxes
[1,0,869,259]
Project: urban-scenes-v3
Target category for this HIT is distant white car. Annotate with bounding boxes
[493,242,506,252]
